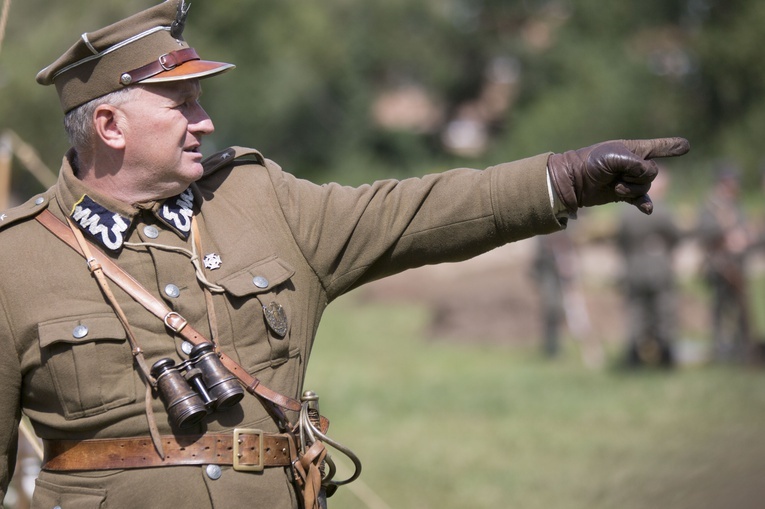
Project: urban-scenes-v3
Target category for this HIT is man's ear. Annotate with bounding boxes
[93,104,126,150]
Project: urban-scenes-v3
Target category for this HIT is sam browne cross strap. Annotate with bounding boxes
[35,208,303,415]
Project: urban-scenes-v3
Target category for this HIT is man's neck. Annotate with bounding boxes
[75,153,165,205]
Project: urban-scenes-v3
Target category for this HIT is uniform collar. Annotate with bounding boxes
[142,187,196,239]
[56,149,197,252]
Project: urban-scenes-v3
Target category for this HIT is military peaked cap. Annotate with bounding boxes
[36,0,234,113]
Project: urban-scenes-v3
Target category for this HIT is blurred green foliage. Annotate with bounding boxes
[1,0,764,198]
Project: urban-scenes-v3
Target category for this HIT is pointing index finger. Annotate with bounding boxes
[622,137,691,159]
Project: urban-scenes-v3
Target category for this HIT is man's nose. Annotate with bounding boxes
[190,104,215,135]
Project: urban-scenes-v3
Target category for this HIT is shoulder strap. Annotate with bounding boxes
[35,209,302,415]
[202,146,266,177]
[0,191,53,232]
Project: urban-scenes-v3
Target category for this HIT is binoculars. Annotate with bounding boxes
[150,342,245,429]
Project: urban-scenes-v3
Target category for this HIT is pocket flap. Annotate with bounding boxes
[217,255,295,297]
[38,313,127,349]
[33,478,106,508]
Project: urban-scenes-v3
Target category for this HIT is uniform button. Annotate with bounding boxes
[72,325,89,339]
[205,464,222,480]
[164,284,181,298]
[35,196,45,205]
[143,225,160,239]
[181,341,194,355]
[252,276,269,289]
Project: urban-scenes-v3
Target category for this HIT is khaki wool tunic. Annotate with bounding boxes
[0,146,562,508]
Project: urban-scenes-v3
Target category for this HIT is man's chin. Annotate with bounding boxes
[182,160,206,181]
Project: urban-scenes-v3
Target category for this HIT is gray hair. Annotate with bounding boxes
[63,86,141,158]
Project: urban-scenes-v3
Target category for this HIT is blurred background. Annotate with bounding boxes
[2,1,765,508]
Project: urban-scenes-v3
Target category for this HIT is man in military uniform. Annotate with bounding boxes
[616,171,682,368]
[697,165,752,361]
[0,1,689,508]
[532,230,575,358]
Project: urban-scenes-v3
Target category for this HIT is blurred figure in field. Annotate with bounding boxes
[531,227,597,364]
[697,164,753,362]
[616,171,682,368]
[532,231,574,358]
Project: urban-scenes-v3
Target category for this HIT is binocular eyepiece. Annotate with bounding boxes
[151,342,245,429]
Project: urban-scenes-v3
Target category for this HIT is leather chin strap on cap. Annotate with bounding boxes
[120,47,200,85]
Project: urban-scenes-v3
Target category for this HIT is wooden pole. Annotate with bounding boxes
[0,132,12,210]
[18,418,43,461]
[0,0,11,57]
[6,130,57,189]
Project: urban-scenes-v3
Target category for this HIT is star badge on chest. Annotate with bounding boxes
[203,253,222,270]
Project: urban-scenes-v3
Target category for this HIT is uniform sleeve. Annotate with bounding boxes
[0,294,21,501]
[267,153,564,300]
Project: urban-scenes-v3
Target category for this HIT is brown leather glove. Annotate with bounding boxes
[547,137,690,217]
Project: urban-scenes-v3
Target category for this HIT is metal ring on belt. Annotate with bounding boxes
[42,429,293,472]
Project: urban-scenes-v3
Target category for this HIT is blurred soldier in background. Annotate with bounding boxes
[532,229,583,358]
[531,224,602,367]
[616,171,682,368]
[532,231,572,358]
[697,164,752,362]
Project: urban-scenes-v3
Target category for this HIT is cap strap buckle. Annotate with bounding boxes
[159,52,181,71]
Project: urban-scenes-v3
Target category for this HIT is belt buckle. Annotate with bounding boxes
[233,428,265,472]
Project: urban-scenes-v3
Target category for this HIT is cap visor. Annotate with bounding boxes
[140,60,235,83]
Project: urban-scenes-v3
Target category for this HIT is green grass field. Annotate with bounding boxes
[305,293,765,509]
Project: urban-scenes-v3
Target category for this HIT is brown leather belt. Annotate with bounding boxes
[43,429,295,472]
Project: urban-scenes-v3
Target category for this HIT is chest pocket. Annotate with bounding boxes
[217,255,296,370]
[38,313,136,420]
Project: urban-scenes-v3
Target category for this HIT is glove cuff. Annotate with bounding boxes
[547,152,579,218]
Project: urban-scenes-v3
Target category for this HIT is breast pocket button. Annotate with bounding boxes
[72,325,89,339]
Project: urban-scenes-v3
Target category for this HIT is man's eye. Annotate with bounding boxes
[176,100,199,110]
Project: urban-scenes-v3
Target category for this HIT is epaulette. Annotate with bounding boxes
[0,190,53,232]
[202,146,266,177]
